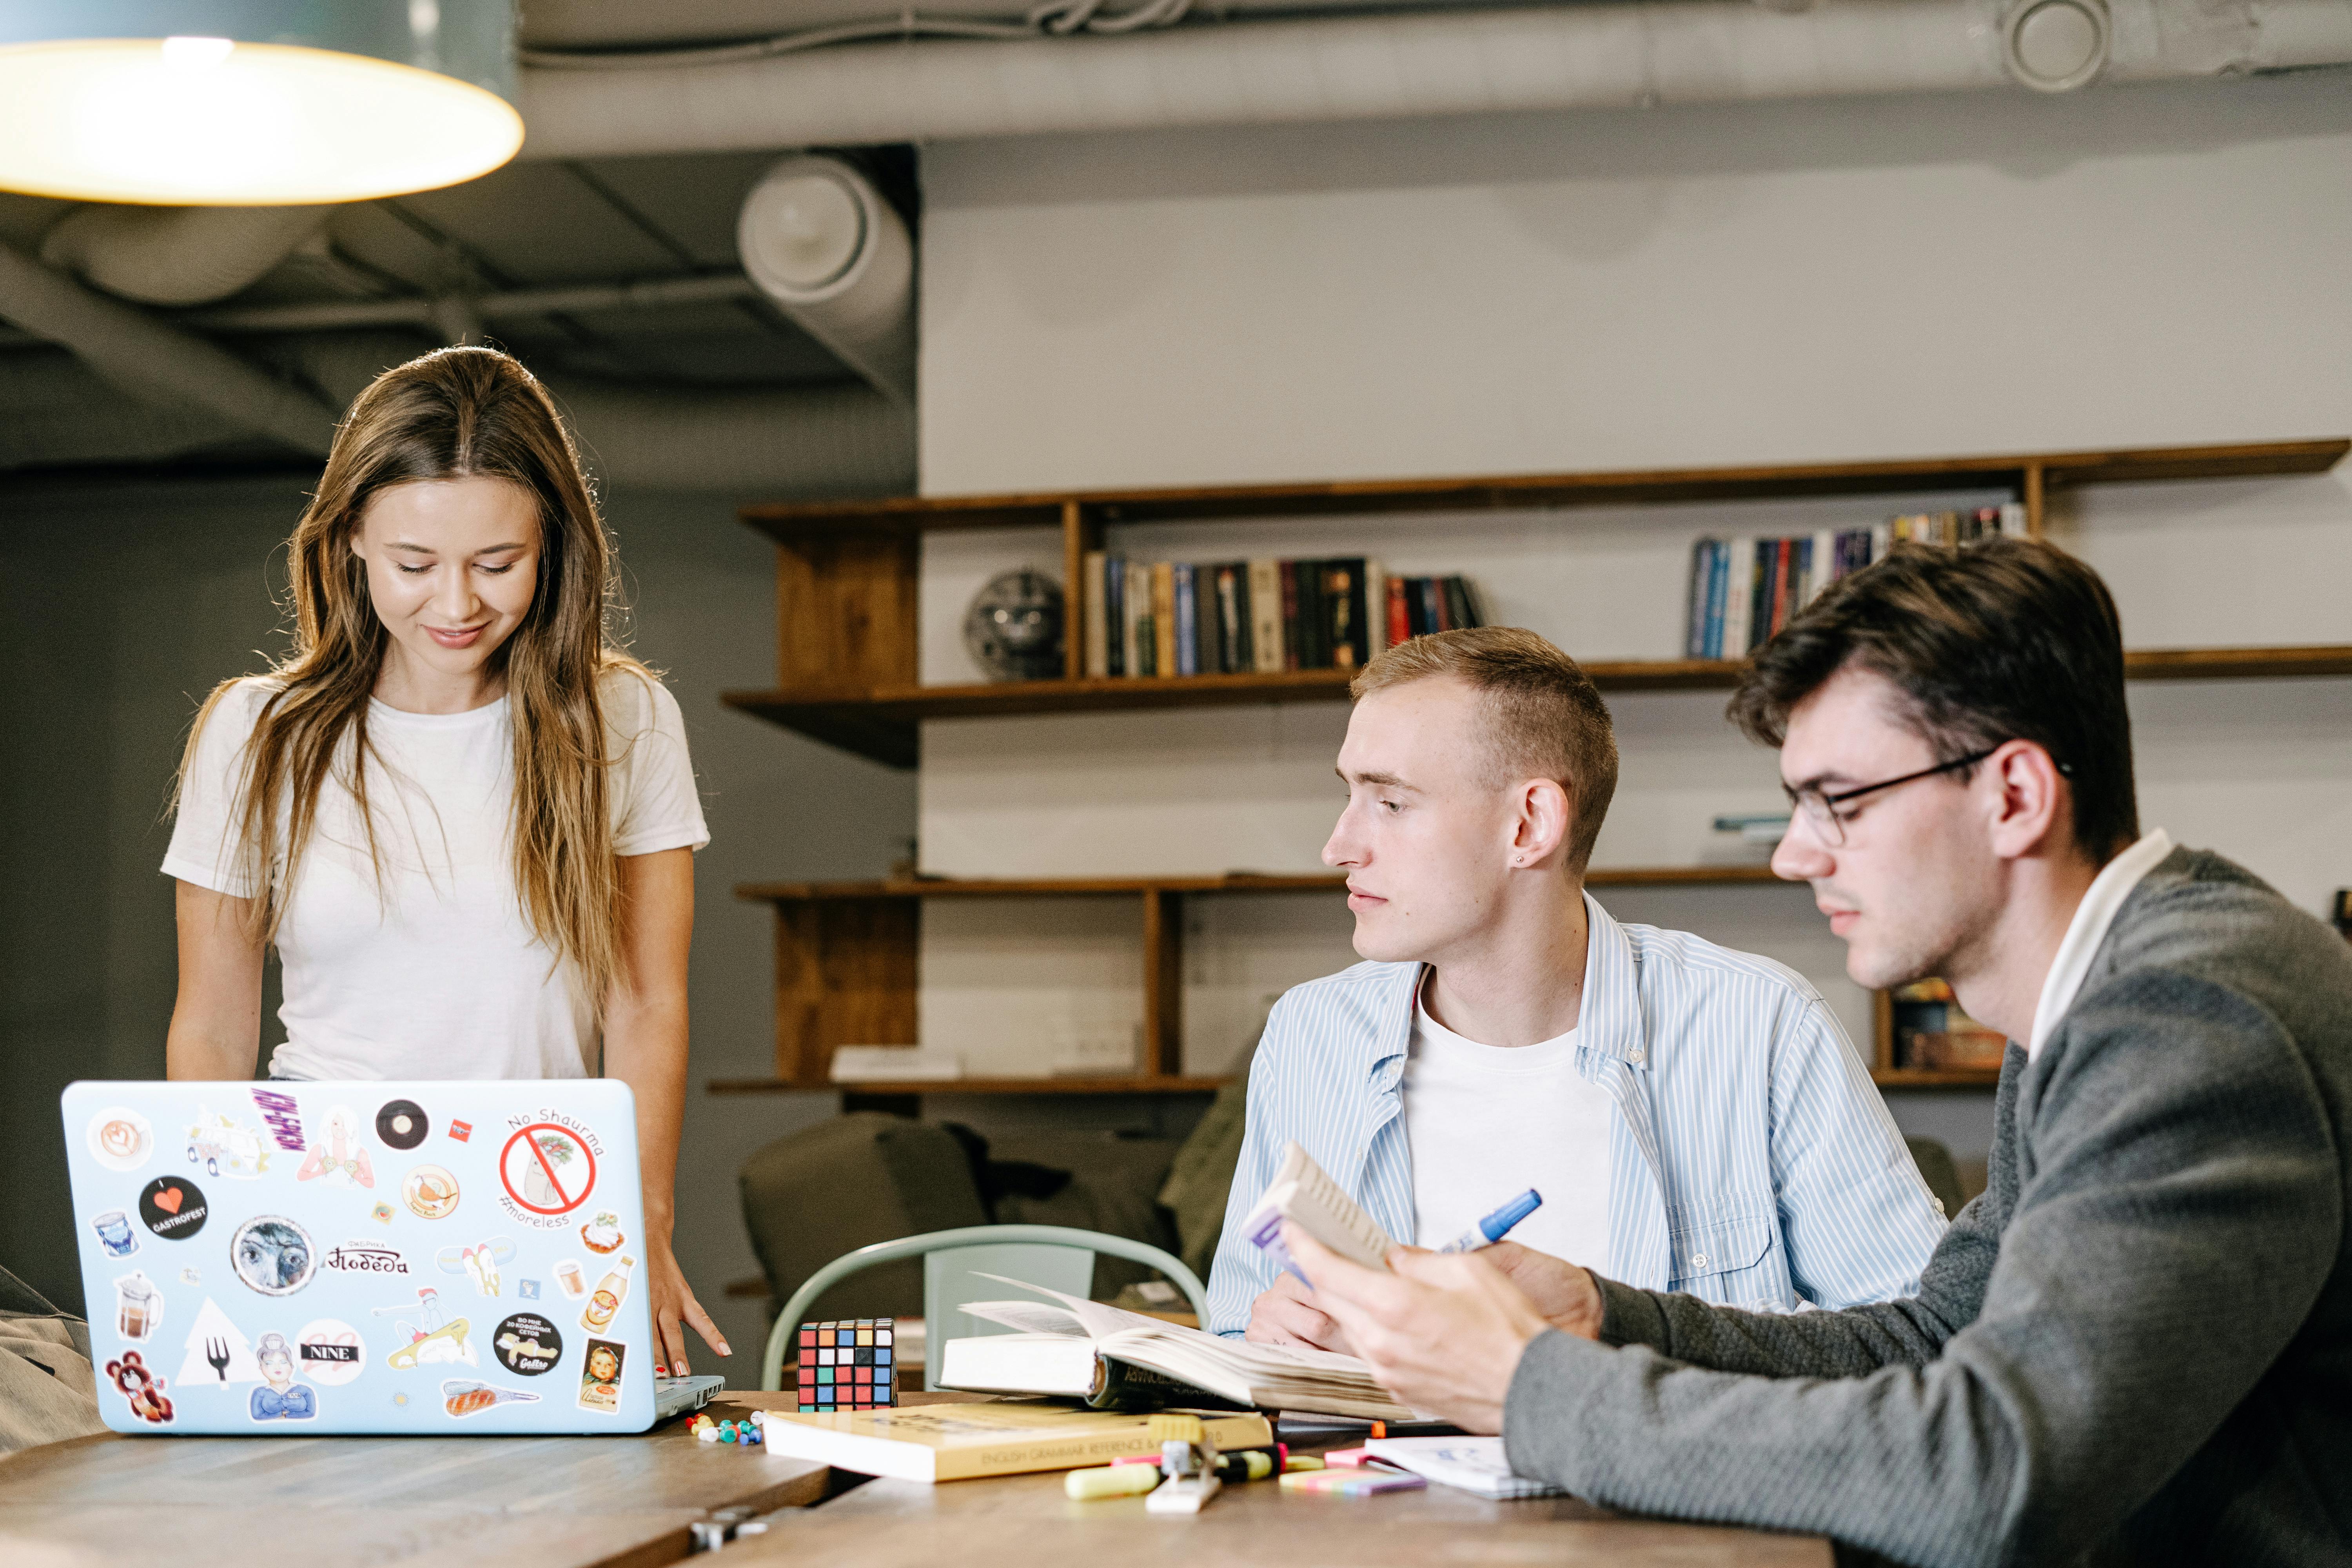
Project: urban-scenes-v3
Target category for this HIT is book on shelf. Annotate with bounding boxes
[938,1273,1414,1421]
[1082,554,1487,678]
[753,1395,1274,1484]
[1889,977,2009,1071]
[1687,503,2025,660]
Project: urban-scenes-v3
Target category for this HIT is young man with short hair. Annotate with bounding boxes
[1207,628,1946,1343]
[1287,541,2352,1567]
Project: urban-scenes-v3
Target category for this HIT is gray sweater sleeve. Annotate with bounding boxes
[1502,969,2342,1568]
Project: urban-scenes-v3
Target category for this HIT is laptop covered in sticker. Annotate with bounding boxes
[62,1079,722,1435]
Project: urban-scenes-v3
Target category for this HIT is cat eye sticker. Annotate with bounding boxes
[230,1215,317,1297]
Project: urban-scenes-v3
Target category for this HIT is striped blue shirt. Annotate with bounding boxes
[1207,895,1947,1335]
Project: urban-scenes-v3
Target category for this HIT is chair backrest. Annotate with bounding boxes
[922,1241,1095,1392]
[762,1223,1211,1392]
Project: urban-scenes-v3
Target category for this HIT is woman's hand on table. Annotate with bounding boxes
[645,1229,729,1377]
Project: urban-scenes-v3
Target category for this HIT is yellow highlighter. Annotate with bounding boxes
[1067,1463,1163,1501]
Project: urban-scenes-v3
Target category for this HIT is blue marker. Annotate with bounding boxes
[1437,1189,1543,1254]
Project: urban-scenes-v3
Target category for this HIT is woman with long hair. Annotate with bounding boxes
[163,345,726,1377]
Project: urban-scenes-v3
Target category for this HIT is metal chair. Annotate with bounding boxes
[760,1223,1211,1392]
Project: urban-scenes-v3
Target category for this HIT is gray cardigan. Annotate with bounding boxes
[1503,848,2352,1567]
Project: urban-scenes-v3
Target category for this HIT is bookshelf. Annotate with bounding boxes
[720,866,1790,1097]
[720,438,2351,770]
[720,436,2345,1100]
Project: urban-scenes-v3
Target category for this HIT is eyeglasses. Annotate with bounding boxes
[1784,746,2000,847]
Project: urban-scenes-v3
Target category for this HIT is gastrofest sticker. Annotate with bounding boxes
[497,1114,601,1229]
[87,1107,154,1172]
[138,1176,208,1242]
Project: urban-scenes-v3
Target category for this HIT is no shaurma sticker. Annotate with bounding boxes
[498,1123,597,1227]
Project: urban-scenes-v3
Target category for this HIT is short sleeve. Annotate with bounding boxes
[160,679,274,898]
[605,669,710,857]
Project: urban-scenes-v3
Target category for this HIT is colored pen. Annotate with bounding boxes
[1436,1189,1542,1253]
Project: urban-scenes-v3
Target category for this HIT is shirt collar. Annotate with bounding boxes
[2027,828,2174,1058]
[1389,891,1646,1067]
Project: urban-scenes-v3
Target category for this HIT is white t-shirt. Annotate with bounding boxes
[1401,990,1614,1268]
[163,668,710,1082]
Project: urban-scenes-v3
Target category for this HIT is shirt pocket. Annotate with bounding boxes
[1666,1209,1776,1289]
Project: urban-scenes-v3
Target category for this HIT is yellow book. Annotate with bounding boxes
[755,1398,1272,1483]
[1151,561,1178,679]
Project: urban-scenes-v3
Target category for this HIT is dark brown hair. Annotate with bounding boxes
[1353,627,1620,873]
[178,346,646,1007]
[1728,537,2139,859]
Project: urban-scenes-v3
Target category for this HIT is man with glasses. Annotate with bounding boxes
[1209,627,1947,1350]
[1284,539,2352,1568]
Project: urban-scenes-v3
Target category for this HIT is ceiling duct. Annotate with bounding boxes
[737,155,915,407]
[39,204,329,307]
[515,0,2352,156]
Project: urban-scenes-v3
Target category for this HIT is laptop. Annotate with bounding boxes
[63,1079,724,1435]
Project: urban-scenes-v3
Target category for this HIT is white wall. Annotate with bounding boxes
[907,74,2352,1154]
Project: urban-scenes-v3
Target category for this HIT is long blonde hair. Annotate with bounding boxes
[182,346,641,1007]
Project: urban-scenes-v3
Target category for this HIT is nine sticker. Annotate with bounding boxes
[138,1176,208,1242]
[493,1312,563,1376]
[87,1107,154,1172]
[230,1215,316,1297]
[295,1319,367,1387]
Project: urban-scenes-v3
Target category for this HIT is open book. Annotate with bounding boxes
[1240,1140,1395,1283]
[939,1274,1414,1422]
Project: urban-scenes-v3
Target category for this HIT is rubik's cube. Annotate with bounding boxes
[796,1318,895,1411]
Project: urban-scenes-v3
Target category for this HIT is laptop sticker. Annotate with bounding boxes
[296,1107,376,1189]
[87,1106,154,1172]
[439,1238,516,1298]
[231,1216,317,1296]
[577,1256,635,1336]
[376,1099,429,1151]
[443,1378,539,1417]
[177,1298,262,1390]
[370,1202,396,1225]
[138,1176,208,1242]
[577,1339,626,1414]
[90,1208,138,1258]
[518,1279,540,1299]
[105,1350,174,1425]
[248,1332,318,1422]
[178,1267,202,1287]
[498,1120,599,1227]
[448,1120,474,1143]
[376,1287,479,1369]
[296,1319,367,1386]
[249,1089,307,1155]
[402,1165,461,1220]
[579,1211,625,1255]
[114,1270,163,1341]
[321,1240,410,1279]
[185,1106,272,1180]
[494,1312,563,1376]
[553,1260,587,1298]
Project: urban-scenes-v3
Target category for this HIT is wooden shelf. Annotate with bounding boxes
[739,437,2348,540]
[707,1074,1231,1097]
[735,864,1786,903]
[726,644,2352,769]
[1870,1067,2005,1090]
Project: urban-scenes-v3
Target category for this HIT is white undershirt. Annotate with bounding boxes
[1401,988,1613,1269]
[163,668,709,1082]
[2027,827,2175,1058]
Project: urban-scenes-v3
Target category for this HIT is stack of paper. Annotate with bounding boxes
[1363,1436,1566,1499]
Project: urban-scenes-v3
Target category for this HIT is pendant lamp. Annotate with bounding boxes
[0,2,521,205]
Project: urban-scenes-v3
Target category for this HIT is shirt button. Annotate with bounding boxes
[1628,1048,1646,1064]
[1691,1253,1708,1268]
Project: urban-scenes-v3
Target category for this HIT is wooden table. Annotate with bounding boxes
[0,1392,830,1568]
[737,1426,1833,1568]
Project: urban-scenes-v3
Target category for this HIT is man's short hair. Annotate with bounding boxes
[1351,627,1620,872]
[1729,537,2140,858]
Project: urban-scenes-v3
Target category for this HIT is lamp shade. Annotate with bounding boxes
[0,1,520,205]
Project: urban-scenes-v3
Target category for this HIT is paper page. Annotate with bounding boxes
[1363,1436,1565,1498]
[1241,1142,1394,1281]
[956,1300,1090,1337]
[964,1273,1168,1341]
